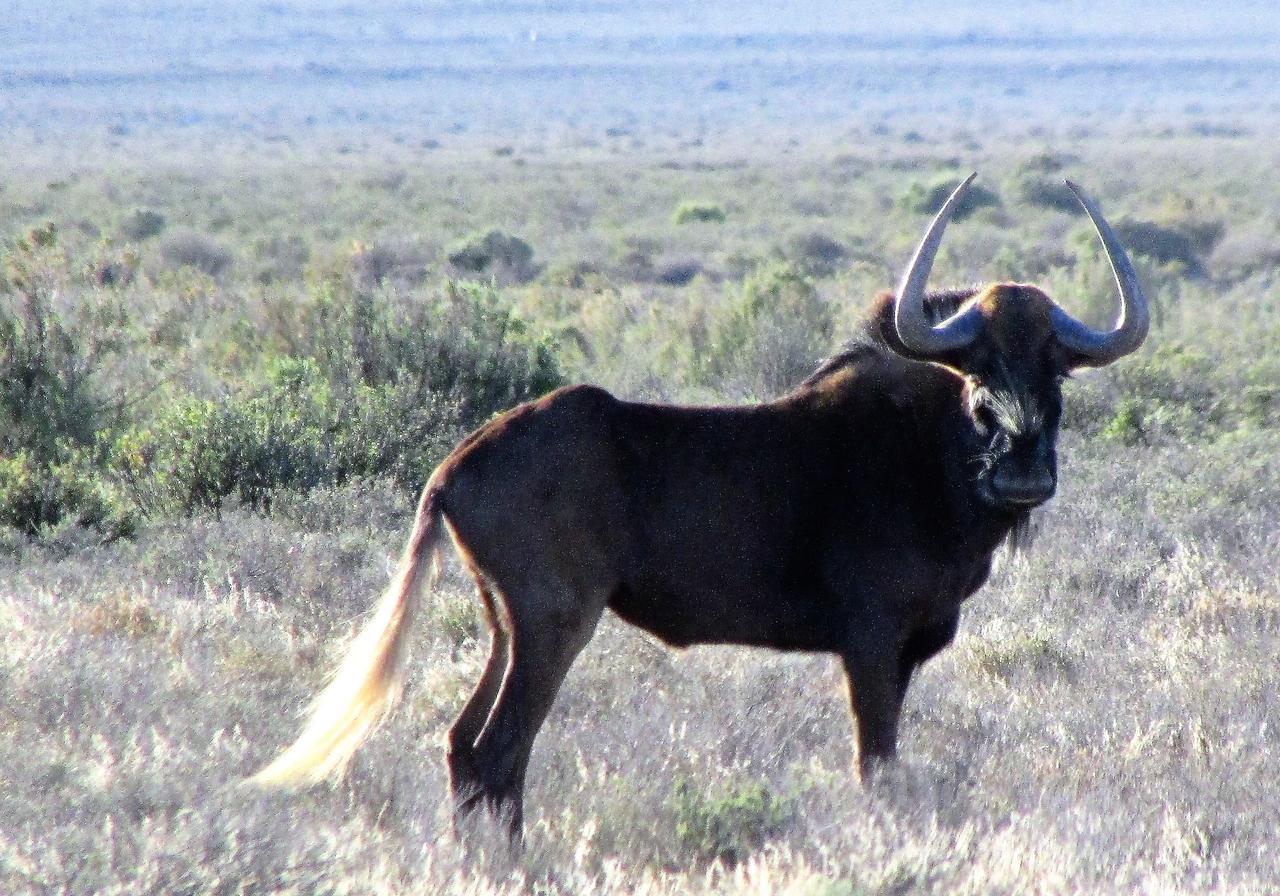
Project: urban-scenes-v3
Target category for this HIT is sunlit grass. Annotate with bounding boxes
[1,127,1278,893]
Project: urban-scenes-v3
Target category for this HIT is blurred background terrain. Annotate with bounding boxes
[6,0,1280,149]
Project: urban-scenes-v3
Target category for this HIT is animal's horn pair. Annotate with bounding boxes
[893,174,1149,367]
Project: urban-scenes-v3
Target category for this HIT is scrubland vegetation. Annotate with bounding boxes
[2,130,1279,893]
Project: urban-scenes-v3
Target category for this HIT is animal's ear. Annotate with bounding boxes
[1053,341,1100,373]
[875,300,972,375]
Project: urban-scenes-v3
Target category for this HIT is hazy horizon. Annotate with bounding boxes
[5,1,1279,147]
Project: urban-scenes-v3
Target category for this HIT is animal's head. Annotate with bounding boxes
[888,174,1149,512]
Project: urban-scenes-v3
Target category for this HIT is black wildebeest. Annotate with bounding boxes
[252,175,1148,837]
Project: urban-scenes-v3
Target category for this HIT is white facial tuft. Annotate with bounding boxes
[978,388,1044,437]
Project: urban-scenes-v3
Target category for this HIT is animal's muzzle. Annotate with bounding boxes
[990,468,1056,507]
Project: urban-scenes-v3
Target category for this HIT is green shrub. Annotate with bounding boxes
[23,221,58,250]
[1040,239,1168,337]
[1063,196,1222,280]
[160,229,232,278]
[1,229,134,534]
[113,359,461,516]
[349,240,429,291]
[85,242,141,287]
[96,279,561,523]
[297,279,563,428]
[1005,152,1080,212]
[788,230,848,276]
[118,208,166,241]
[445,229,538,285]
[1010,173,1079,212]
[1,298,100,459]
[1240,384,1277,427]
[673,200,727,225]
[252,233,310,284]
[0,449,133,537]
[1059,378,1114,435]
[1150,194,1225,257]
[425,282,564,424]
[654,257,703,286]
[542,259,604,289]
[671,776,789,865]
[1103,341,1228,436]
[1100,398,1147,446]
[1015,151,1073,174]
[1109,219,1206,275]
[1063,331,1279,444]
[616,248,655,282]
[900,175,1000,220]
[700,262,832,395]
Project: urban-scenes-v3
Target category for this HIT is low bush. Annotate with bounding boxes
[109,279,563,519]
[899,174,1001,220]
[1,298,101,460]
[1210,225,1280,281]
[295,279,563,429]
[673,200,727,225]
[112,359,461,516]
[616,248,655,282]
[1109,219,1207,275]
[1004,152,1080,212]
[446,229,538,285]
[160,228,233,278]
[85,242,141,287]
[349,240,430,291]
[543,259,604,289]
[252,232,310,284]
[2,244,562,534]
[699,262,833,395]
[0,448,132,536]
[788,230,848,276]
[1068,338,1276,443]
[1099,397,1147,446]
[1010,173,1079,212]
[118,208,166,241]
[1059,196,1222,282]
[1,227,135,534]
[671,776,790,865]
[654,257,703,286]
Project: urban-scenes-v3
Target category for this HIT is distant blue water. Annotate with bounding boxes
[3,1,1277,140]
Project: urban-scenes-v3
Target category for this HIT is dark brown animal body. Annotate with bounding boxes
[252,177,1149,839]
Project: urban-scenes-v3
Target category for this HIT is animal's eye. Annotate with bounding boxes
[972,400,997,433]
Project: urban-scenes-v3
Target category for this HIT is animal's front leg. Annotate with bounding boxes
[841,627,908,780]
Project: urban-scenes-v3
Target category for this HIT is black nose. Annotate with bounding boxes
[991,468,1056,506]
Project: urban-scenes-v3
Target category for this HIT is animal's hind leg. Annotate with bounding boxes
[464,578,605,837]
[447,583,509,815]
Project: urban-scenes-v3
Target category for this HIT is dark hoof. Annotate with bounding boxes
[857,752,897,784]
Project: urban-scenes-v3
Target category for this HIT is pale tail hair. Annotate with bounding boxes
[249,490,444,788]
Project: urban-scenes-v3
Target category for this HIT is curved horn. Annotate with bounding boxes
[1051,181,1150,367]
[894,172,985,357]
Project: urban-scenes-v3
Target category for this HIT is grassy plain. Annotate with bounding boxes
[1,129,1279,893]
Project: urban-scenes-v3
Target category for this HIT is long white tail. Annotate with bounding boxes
[250,488,444,787]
